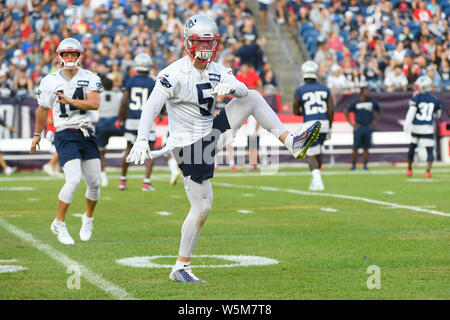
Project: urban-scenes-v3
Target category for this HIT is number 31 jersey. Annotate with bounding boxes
[294,81,331,133]
[409,93,441,134]
[37,69,102,131]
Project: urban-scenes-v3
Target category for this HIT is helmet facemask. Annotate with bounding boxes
[57,49,83,70]
[185,34,219,63]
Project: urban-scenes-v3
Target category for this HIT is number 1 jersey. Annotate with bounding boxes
[36,69,102,131]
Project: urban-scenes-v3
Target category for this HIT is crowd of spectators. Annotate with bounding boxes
[0,0,279,102]
[282,0,450,94]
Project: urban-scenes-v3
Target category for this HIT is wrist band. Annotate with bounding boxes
[33,132,42,137]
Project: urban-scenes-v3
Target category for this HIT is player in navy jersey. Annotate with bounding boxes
[116,53,157,191]
[30,38,102,245]
[293,61,334,190]
[345,86,382,171]
[403,76,441,178]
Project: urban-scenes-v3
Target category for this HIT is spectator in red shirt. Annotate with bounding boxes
[413,0,432,22]
[236,63,263,92]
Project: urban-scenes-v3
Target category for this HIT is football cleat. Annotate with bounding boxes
[79,213,93,241]
[50,219,75,245]
[4,166,17,176]
[350,165,357,171]
[142,182,155,191]
[43,164,55,176]
[170,266,206,283]
[425,171,432,179]
[170,170,182,185]
[291,121,321,160]
[406,169,412,177]
[309,179,325,191]
[118,179,127,190]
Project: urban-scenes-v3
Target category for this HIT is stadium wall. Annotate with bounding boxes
[1,92,449,169]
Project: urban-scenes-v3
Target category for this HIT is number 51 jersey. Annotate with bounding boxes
[409,93,441,134]
[36,69,103,131]
[294,81,331,133]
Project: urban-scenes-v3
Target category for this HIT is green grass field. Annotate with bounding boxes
[0,165,449,300]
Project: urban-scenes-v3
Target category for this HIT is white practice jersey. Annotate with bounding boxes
[37,68,103,131]
[99,90,123,118]
[154,56,246,148]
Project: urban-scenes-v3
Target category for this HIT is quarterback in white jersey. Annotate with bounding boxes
[126,15,322,283]
[30,38,102,245]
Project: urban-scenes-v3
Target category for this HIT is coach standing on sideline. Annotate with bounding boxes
[345,86,382,171]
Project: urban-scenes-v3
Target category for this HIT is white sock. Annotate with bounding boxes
[120,176,126,181]
[312,169,322,181]
[143,178,151,183]
[283,133,294,153]
[173,259,190,272]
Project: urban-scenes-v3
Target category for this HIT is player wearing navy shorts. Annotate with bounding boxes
[126,15,321,283]
[293,61,334,190]
[403,76,441,178]
[345,86,382,171]
[30,38,102,245]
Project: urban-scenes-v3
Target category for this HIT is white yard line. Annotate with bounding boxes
[2,168,450,183]
[214,182,450,218]
[0,217,137,300]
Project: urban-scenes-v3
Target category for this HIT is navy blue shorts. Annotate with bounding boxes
[55,129,100,167]
[173,109,231,184]
[353,125,373,149]
[95,116,124,148]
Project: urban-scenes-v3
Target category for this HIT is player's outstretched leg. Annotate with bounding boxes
[223,90,321,160]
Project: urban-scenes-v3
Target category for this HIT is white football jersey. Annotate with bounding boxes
[154,56,244,148]
[37,68,103,131]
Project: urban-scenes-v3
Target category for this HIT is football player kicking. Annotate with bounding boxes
[404,76,441,178]
[126,15,321,283]
[30,38,102,245]
[293,61,334,190]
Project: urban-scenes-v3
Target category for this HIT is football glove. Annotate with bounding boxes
[126,139,151,165]
[211,83,235,96]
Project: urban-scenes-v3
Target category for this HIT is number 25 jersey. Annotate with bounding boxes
[294,82,331,133]
[36,69,102,131]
